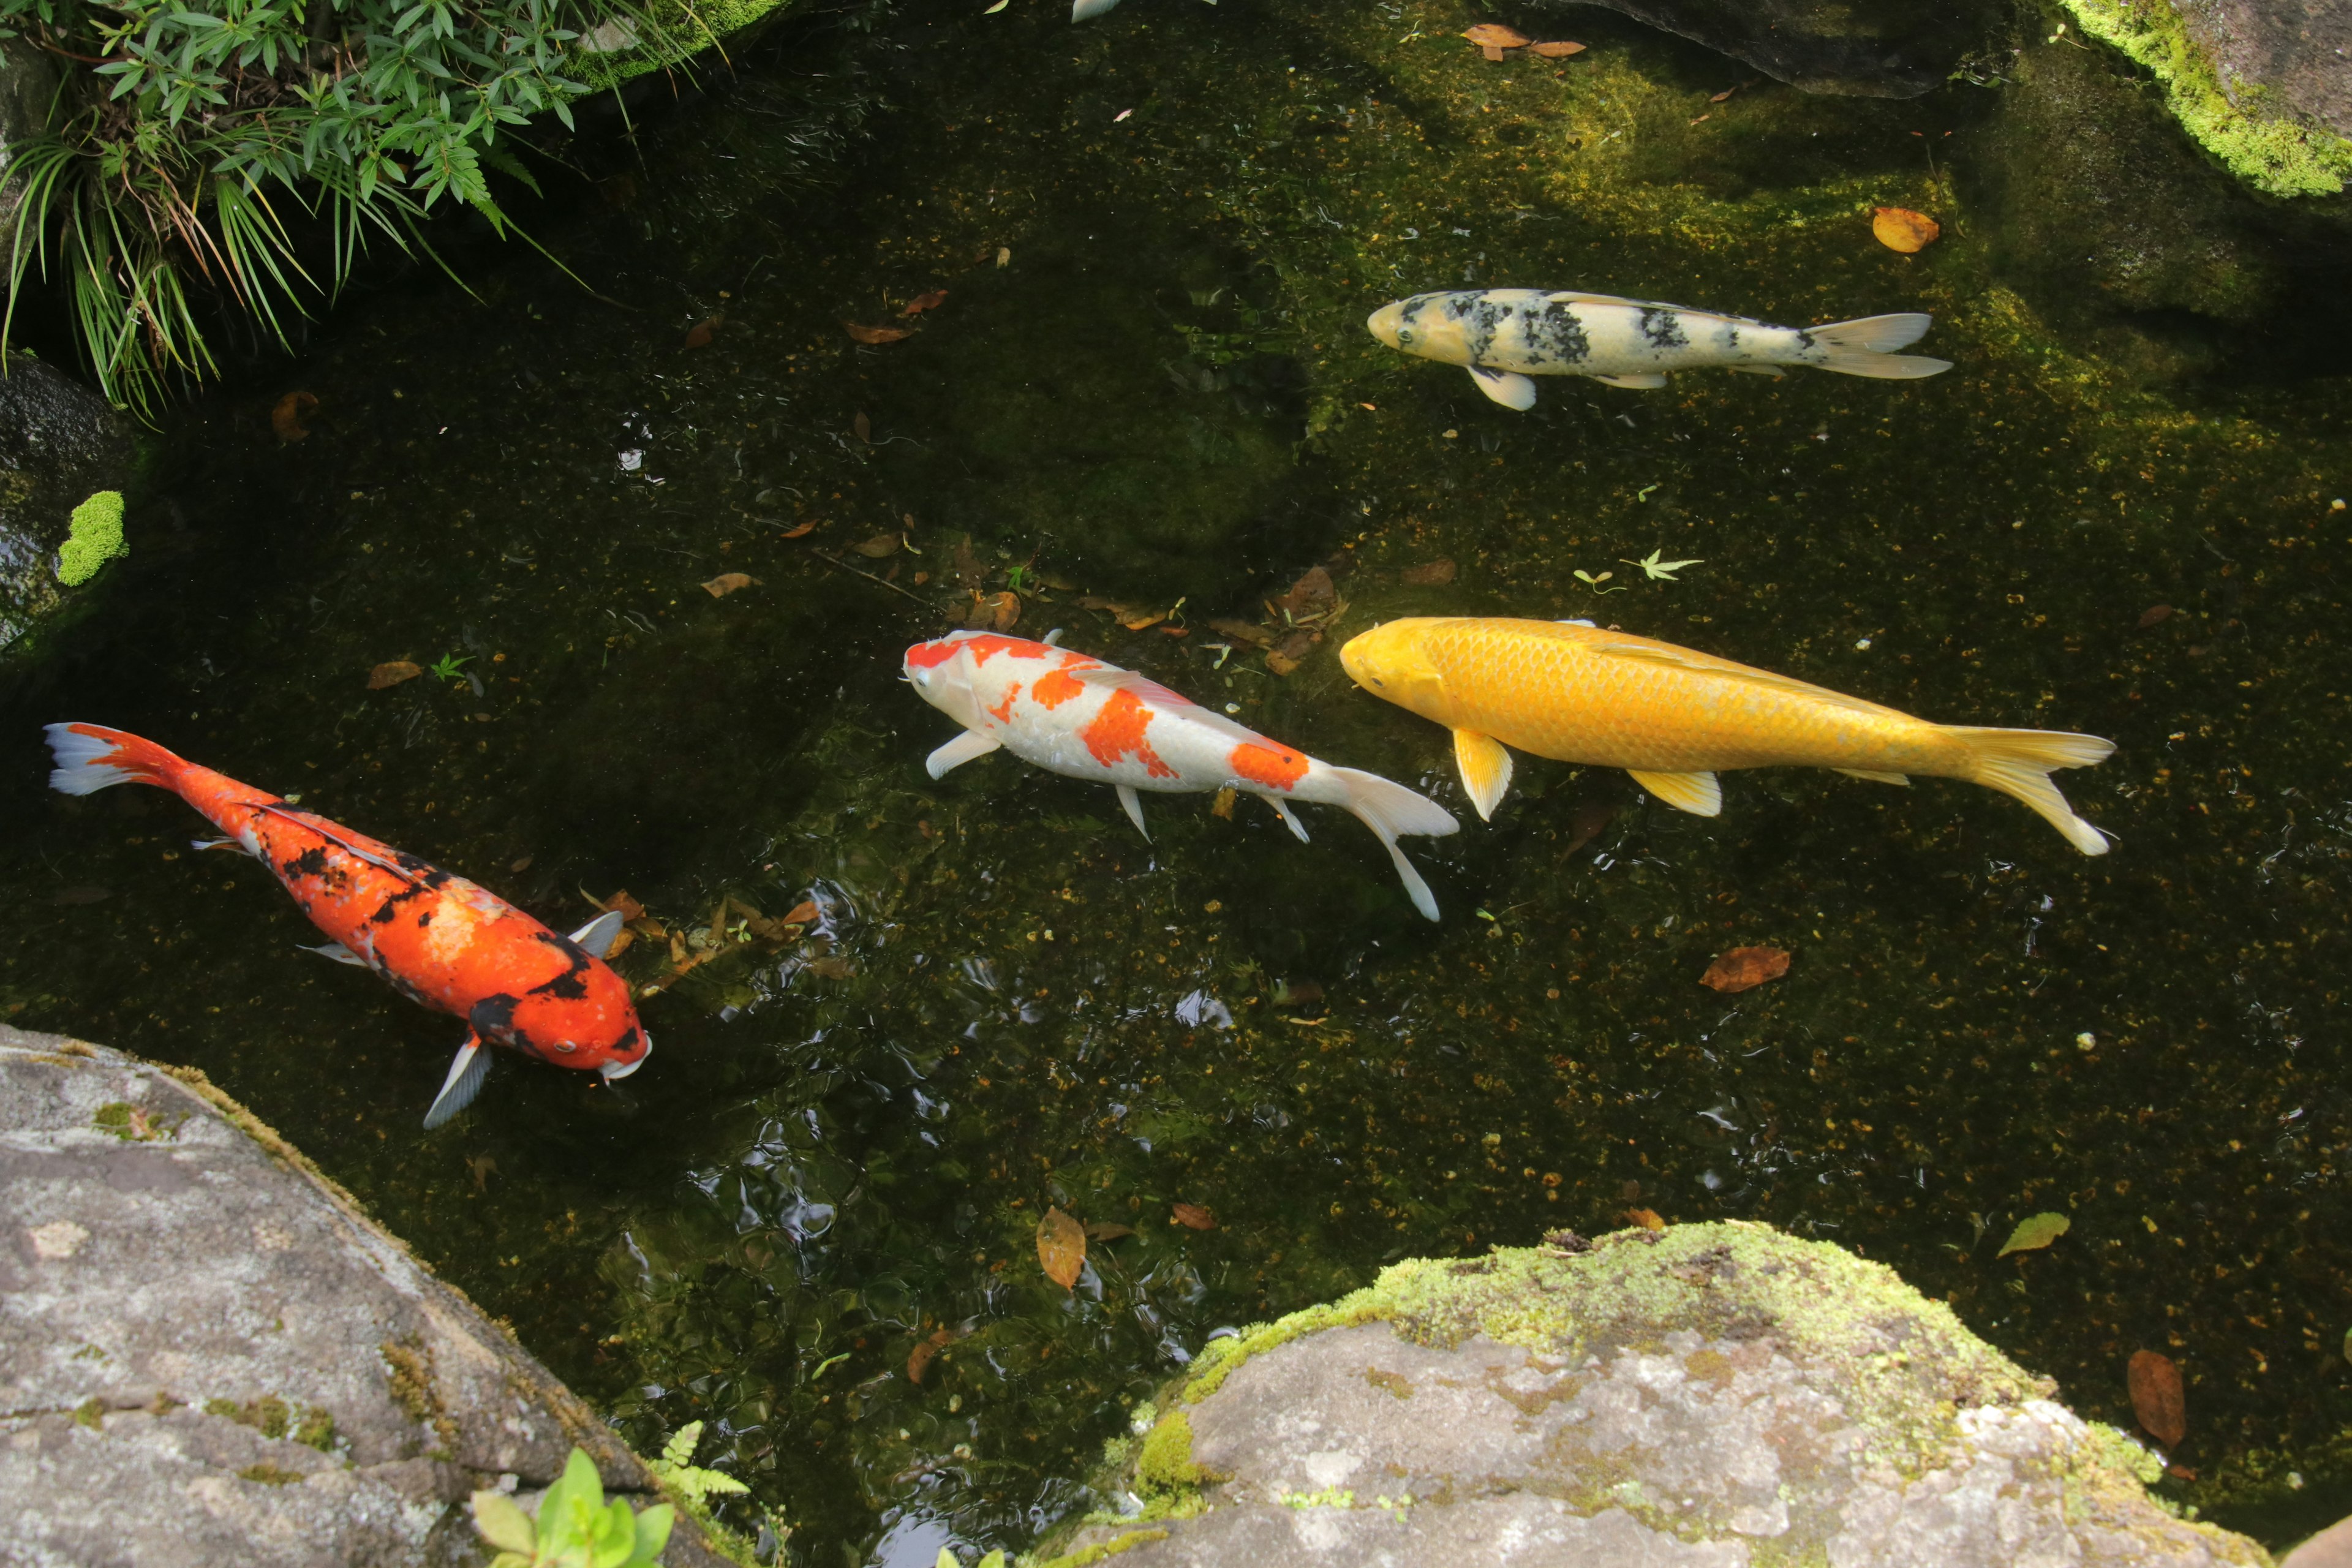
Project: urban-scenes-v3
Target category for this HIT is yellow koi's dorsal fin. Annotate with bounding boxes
[1835,768,1910,786]
[1452,729,1515,821]
[1628,769,1721,816]
[1590,639,1895,718]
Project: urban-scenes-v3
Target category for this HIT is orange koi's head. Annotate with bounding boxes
[1340,620,1452,719]
[486,954,650,1079]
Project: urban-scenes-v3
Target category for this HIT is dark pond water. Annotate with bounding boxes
[7,0,2352,1561]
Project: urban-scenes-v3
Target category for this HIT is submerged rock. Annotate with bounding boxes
[0,354,135,673]
[1532,0,2008,97]
[0,1027,741,1568]
[1036,1223,2266,1566]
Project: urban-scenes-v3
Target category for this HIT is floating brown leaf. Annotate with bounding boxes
[1401,559,1457,586]
[272,391,318,443]
[509,856,533,873]
[1171,1202,1216,1231]
[1701,945,1790,993]
[902,289,949,317]
[1530,39,1586,57]
[1562,796,1618,855]
[907,1326,956,1384]
[780,520,817,539]
[368,660,423,690]
[1036,1207,1086,1289]
[959,590,1020,632]
[2138,604,2176,628]
[1871,206,1941,254]
[682,314,722,350]
[854,532,903,559]
[701,572,757,598]
[1208,617,1275,649]
[1624,1207,1665,1231]
[596,889,649,923]
[1210,786,1237,820]
[780,899,820,926]
[1273,565,1336,617]
[1085,1221,1136,1242]
[845,322,915,345]
[2128,1349,2187,1447]
[1463,22,1529,59]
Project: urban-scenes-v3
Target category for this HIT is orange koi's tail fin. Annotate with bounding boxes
[1329,766,1460,922]
[1946,726,2115,856]
[1809,313,1950,379]
[45,723,186,796]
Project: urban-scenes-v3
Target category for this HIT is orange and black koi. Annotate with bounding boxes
[45,723,650,1126]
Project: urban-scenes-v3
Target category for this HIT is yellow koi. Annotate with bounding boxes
[1339,617,2114,854]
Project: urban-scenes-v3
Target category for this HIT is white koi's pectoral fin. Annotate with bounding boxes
[193,837,257,858]
[1834,769,1911,786]
[422,1033,491,1131]
[1452,730,1515,821]
[1589,373,1670,390]
[1466,366,1539,410]
[1071,0,1123,18]
[926,729,1003,780]
[300,941,370,968]
[568,909,627,959]
[1725,364,1786,379]
[1117,784,1150,841]
[1629,769,1722,816]
[1265,795,1310,843]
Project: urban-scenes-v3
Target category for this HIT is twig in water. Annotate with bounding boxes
[812,550,935,608]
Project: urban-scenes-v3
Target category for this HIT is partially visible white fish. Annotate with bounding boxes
[1072,0,1125,17]
[1366,288,1951,410]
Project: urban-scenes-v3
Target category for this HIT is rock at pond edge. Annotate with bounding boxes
[1033,1221,2269,1567]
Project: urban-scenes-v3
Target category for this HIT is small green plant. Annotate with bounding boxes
[1622,549,1702,582]
[1570,568,1624,595]
[56,490,126,586]
[933,1548,1006,1568]
[430,652,473,682]
[471,1448,673,1568]
[646,1421,748,1508]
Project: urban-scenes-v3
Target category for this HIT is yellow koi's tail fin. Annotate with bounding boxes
[1326,767,1459,922]
[1809,313,1951,379]
[1946,726,2115,855]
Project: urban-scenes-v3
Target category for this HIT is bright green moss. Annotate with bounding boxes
[56,491,126,587]
[1134,1410,1212,1494]
[2059,0,2352,196]
[1027,1528,1169,1568]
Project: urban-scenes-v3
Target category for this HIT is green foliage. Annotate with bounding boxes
[644,1421,772,1565]
[429,651,472,682]
[470,1448,674,1568]
[0,0,694,418]
[56,489,124,585]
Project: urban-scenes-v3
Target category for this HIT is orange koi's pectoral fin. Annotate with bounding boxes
[422,1033,491,1131]
[1629,769,1722,816]
[1452,730,1515,821]
[1116,785,1150,842]
[300,941,369,968]
[926,728,1003,780]
[193,836,258,858]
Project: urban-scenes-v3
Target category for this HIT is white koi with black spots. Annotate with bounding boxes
[903,630,1459,919]
[1366,288,1951,410]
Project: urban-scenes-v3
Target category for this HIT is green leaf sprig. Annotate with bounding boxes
[470,1448,674,1568]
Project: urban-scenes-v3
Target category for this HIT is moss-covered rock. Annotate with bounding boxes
[1034,1223,2269,1566]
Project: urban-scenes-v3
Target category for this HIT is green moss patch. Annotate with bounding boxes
[1029,1528,1170,1568]
[56,491,126,588]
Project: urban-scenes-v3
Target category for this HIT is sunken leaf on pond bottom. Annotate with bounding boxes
[1036,1206,1086,1289]
[2130,1349,2188,1447]
[1999,1212,2073,1257]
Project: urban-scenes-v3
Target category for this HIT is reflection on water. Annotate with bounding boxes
[5,0,2352,1559]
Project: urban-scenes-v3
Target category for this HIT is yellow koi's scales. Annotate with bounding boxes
[1340,617,2114,854]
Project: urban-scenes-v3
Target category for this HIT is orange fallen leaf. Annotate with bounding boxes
[682,314,722,350]
[853,412,872,443]
[845,322,915,345]
[1036,1207,1086,1289]
[1208,617,1275,649]
[595,889,648,922]
[2129,1349,2187,1447]
[854,532,903,559]
[781,521,817,539]
[1172,1202,1216,1231]
[1872,207,1940,254]
[510,856,533,873]
[1708,83,1740,102]
[1401,559,1457,586]
[2138,604,2175,628]
[781,900,820,925]
[1689,113,1711,126]
[1530,39,1585,57]
[1625,1207,1665,1231]
[701,572,756,598]
[1463,23,1529,60]
[965,590,1020,632]
[1085,1221,1136,1241]
[902,289,948,317]
[1265,630,1316,677]
[368,660,421,689]
[272,391,318,443]
[1701,946,1790,993]
[908,1326,956,1384]
[1273,565,1336,617]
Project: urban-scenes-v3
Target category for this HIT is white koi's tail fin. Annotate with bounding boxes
[45,723,183,795]
[1945,726,2115,855]
[1329,767,1460,922]
[1071,0,1123,18]
[1809,313,1951,379]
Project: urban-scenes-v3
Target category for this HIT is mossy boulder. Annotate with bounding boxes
[1532,0,2011,97]
[0,353,134,679]
[1035,1223,2269,1566]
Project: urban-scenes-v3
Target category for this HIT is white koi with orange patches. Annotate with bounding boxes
[902,630,1460,919]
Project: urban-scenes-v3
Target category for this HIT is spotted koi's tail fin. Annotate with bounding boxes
[1329,767,1459,922]
[1809,313,1951,379]
[44,723,185,796]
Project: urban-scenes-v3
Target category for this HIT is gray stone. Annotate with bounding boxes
[0,352,135,674]
[0,1027,740,1568]
[2172,0,2352,140]
[2283,1512,2352,1567]
[1038,1224,2270,1568]
[1535,0,2008,97]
